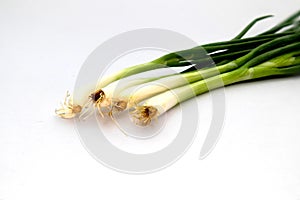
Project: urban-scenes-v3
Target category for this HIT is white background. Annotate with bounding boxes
[1,0,300,199]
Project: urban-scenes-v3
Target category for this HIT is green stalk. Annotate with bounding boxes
[233,15,273,39]
[180,49,251,71]
[182,32,299,73]
[246,64,300,80]
[259,10,300,35]
[128,40,300,110]
[201,32,293,48]
[131,51,300,126]
[233,34,300,67]
[99,19,300,88]
[105,36,300,115]
[200,34,300,76]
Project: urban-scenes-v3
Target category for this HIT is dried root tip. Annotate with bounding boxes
[90,90,113,117]
[90,89,105,103]
[55,91,82,119]
[111,100,128,113]
[130,106,158,126]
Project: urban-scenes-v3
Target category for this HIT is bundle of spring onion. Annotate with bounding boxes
[56,10,300,126]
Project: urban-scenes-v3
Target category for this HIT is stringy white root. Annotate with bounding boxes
[55,91,82,119]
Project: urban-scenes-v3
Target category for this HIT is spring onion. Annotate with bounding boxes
[55,10,300,121]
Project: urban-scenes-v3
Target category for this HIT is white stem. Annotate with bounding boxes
[124,73,195,108]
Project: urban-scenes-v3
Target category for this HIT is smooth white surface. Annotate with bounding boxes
[1,0,300,199]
